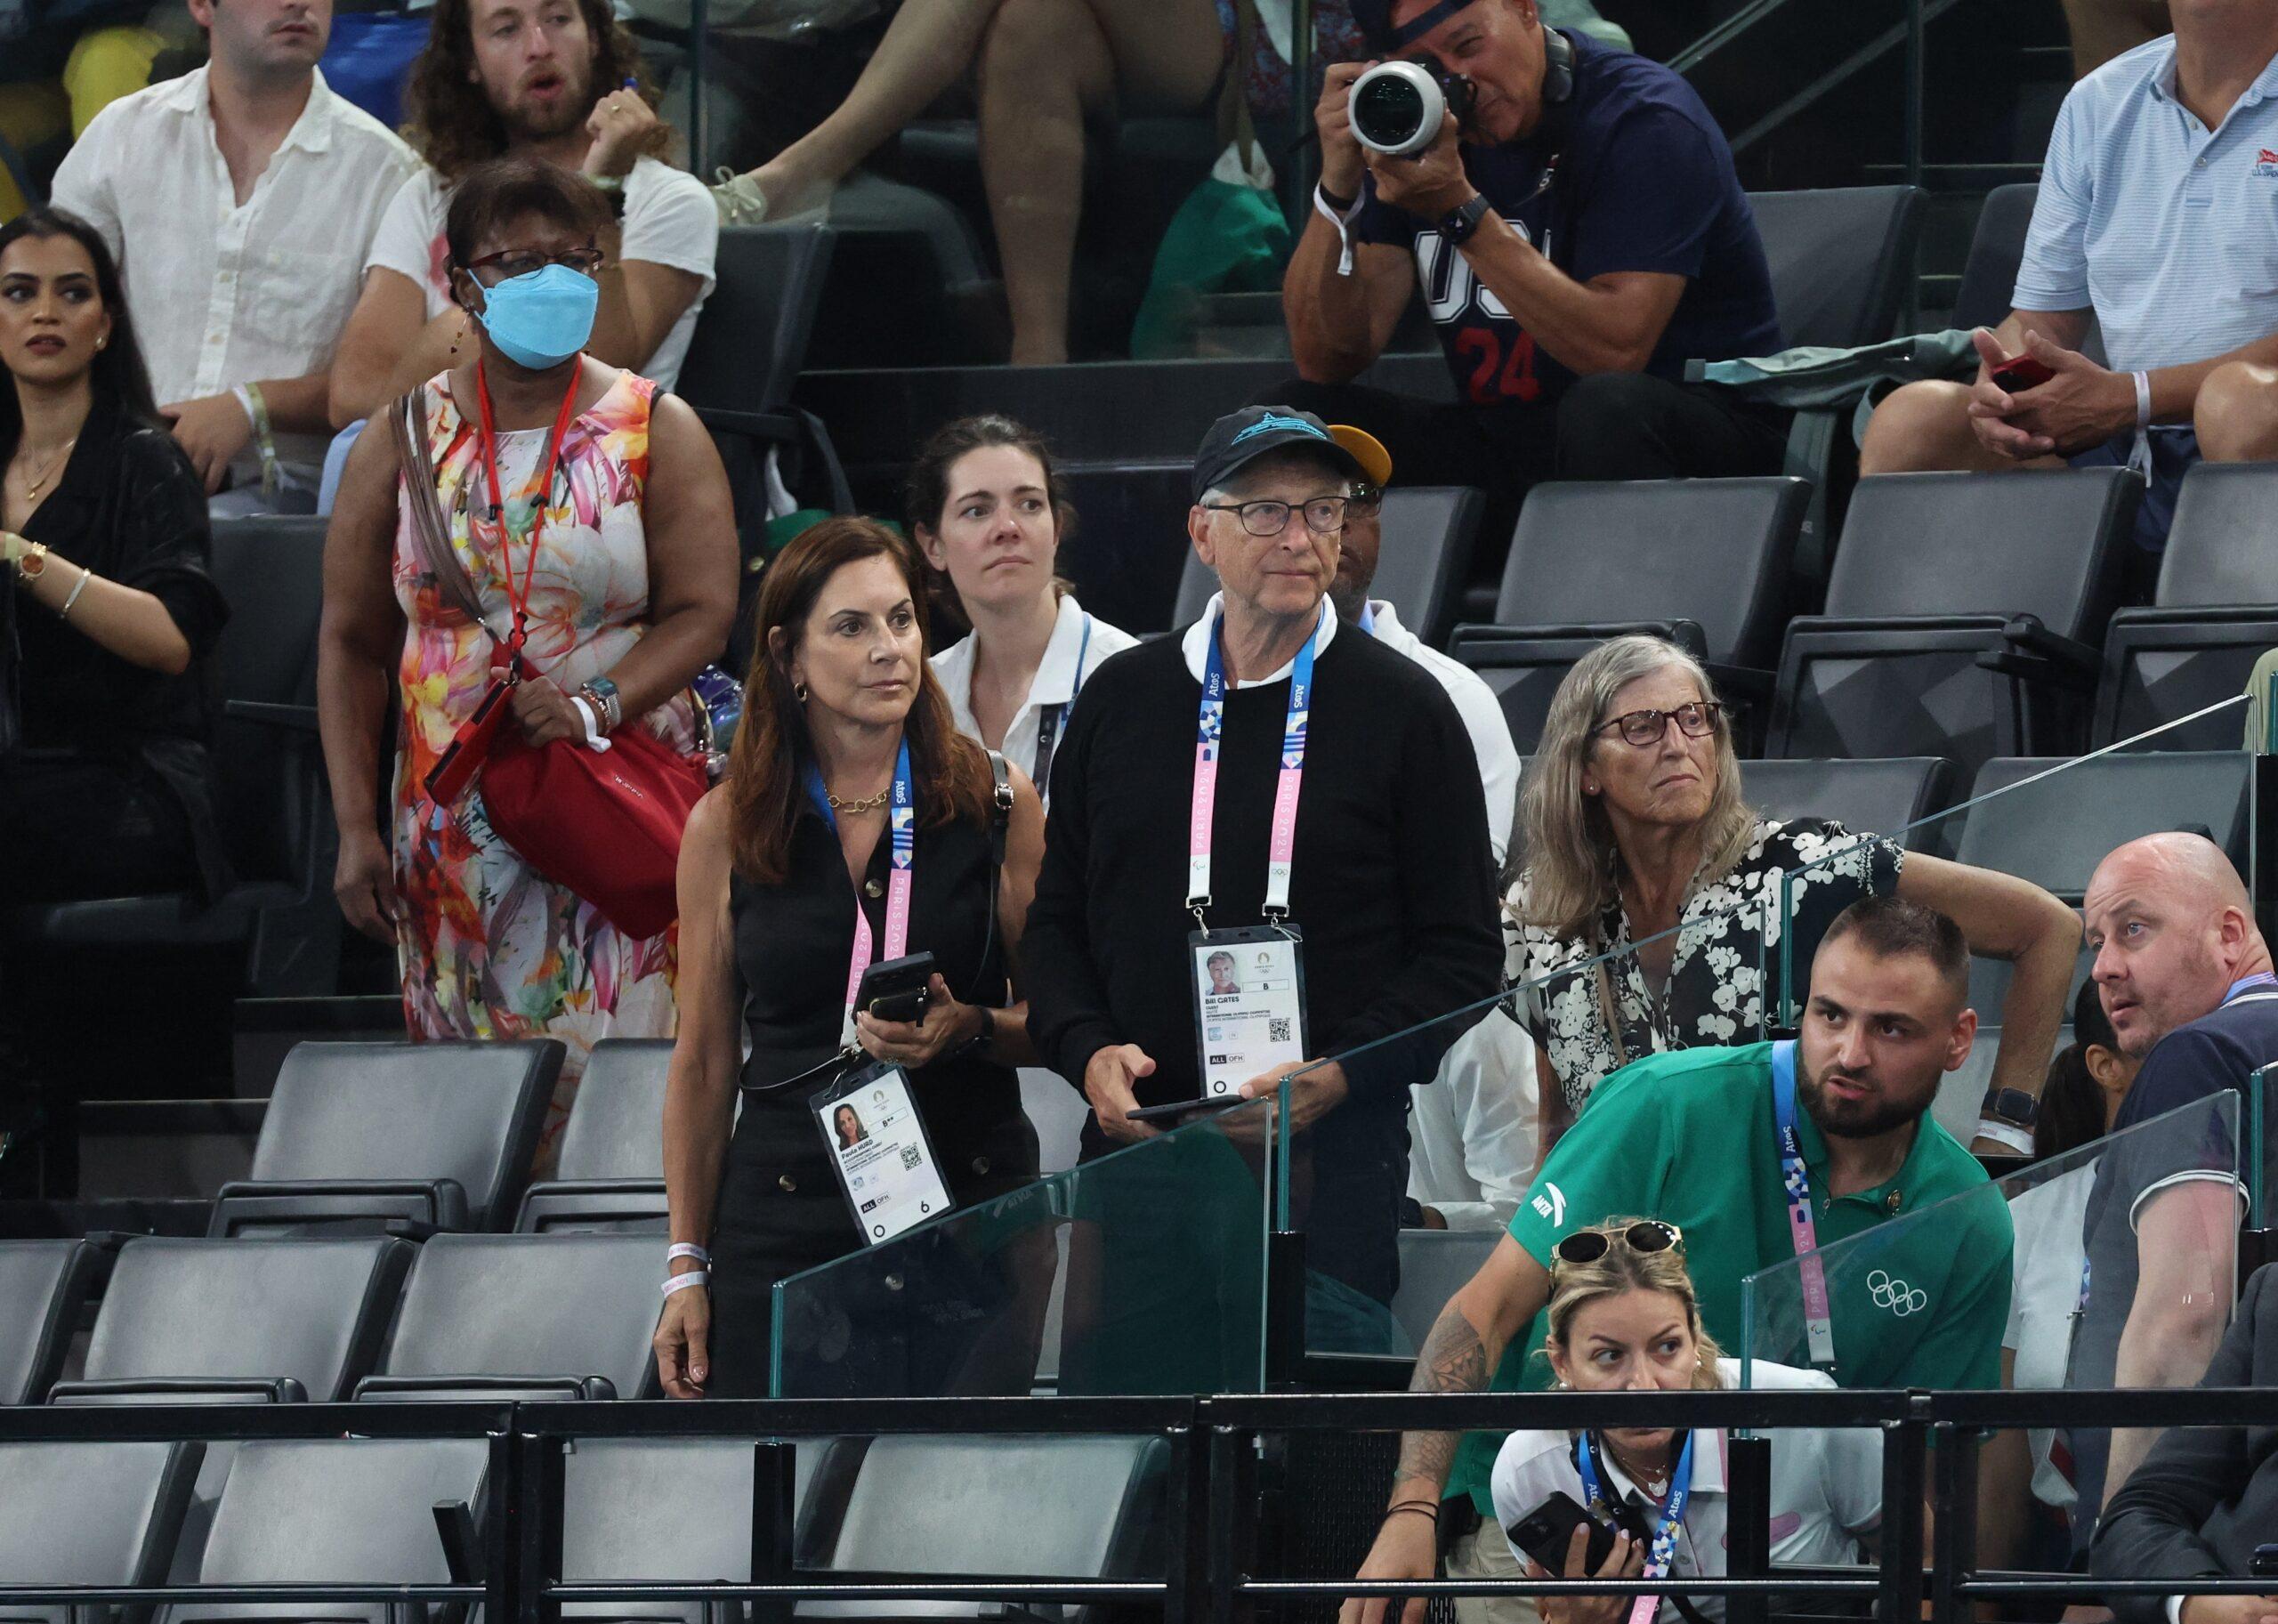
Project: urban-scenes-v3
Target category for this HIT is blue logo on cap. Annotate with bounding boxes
[1231,411,1329,447]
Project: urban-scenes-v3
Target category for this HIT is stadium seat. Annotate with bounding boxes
[1951,184,2039,335]
[796,1435,1167,1623]
[1450,475,1806,751]
[0,1240,97,1406]
[1738,757,1958,852]
[515,1042,672,1234]
[354,1233,659,1402]
[1765,468,2138,777]
[158,1438,488,1624]
[1950,752,2250,904]
[1171,486,1489,641]
[2094,464,2278,749]
[47,1237,411,1406]
[209,1040,560,1239]
[0,1440,203,1624]
[1391,1230,1500,1353]
[0,518,341,999]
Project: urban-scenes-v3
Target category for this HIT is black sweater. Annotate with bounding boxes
[1023,618,1502,1291]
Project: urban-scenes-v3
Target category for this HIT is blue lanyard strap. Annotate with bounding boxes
[1772,1041,1838,1369]
[1577,1429,1697,1622]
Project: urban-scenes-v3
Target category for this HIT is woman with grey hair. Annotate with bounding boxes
[1507,634,2079,1159]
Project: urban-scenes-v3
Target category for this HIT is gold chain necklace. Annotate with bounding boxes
[826,787,891,813]
[13,435,77,501]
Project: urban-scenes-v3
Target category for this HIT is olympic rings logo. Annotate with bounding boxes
[1867,1269,1927,1317]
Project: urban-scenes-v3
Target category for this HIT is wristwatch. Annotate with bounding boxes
[1438,193,1491,246]
[1981,1086,2039,1130]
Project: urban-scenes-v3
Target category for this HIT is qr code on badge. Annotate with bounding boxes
[901,1144,923,1170]
[1268,1017,1293,1044]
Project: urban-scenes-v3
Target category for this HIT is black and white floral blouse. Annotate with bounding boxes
[1505,818,1904,1116]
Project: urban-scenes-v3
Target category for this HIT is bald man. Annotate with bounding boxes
[2066,833,2274,1548]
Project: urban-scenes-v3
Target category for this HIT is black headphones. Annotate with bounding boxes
[1542,22,1575,107]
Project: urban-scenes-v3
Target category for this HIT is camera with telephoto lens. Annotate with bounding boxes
[1348,58,1474,157]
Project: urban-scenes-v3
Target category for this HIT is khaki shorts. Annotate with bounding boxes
[1446,1515,1543,1624]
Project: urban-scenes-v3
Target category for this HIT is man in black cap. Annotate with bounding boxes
[1022,405,1503,1335]
[1278,0,1785,559]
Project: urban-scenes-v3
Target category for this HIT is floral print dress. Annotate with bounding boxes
[1505,818,1905,1117]
[391,368,698,1153]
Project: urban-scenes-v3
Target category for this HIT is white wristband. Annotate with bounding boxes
[2133,369,2153,432]
[662,1270,708,1297]
[1974,1117,2036,1156]
[667,1242,710,1264]
[1314,183,1362,279]
[570,696,613,752]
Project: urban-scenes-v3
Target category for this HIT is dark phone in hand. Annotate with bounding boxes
[1508,1491,1620,1577]
[859,951,938,1025]
[1990,354,2056,392]
[2252,1542,2278,1580]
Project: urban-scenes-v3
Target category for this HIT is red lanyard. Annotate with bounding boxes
[472,360,583,658]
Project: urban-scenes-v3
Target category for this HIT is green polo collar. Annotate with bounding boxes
[1788,1050,1928,1218]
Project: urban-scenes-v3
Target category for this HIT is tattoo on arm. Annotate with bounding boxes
[1393,1302,1490,1490]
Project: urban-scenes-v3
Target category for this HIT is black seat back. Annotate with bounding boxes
[1951,183,2039,334]
[0,1240,94,1406]
[1494,477,1806,664]
[206,518,327,885]
[53,1237,410,1405]
[1451,620,1710,755]
[360,1233,659,1401]
[561,1439,773,1624]
[1952,752,2251,902]
[1739,757,1957,852]
[675,225,836,416]
[2153,463,2278,609]
[1366,486,1485,646]
[0,1441,203,1624]
[1748,186,1925,349]
[553,1041,671,1183]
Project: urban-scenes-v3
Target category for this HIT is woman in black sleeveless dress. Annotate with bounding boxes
[654,517,1046,1400]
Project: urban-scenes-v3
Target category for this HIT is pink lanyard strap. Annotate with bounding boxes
[835,741,916,1044]
[1772,1039,1838,1370]
[1187,607,1319,927]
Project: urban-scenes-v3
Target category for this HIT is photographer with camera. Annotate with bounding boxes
[1278,0,1785,555]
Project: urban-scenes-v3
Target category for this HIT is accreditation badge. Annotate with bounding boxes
[1189,925,1310,1099]
[810,1061,954,1246]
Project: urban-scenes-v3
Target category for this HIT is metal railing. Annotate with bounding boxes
[8,1385,2278,1623]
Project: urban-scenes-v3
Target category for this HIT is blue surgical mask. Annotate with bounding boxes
[475,263,598,370]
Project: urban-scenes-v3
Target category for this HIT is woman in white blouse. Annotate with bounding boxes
[909,416,1135,799]
[1490,1219,1884,1624]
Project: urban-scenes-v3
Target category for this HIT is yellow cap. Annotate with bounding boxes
[1327,424,1393,488]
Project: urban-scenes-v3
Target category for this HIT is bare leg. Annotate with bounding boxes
[1859,378,2062,474]
[976,0,1222,364]
[2060,0,2169,79]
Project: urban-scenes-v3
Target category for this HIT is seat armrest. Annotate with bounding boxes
[225,699,320,732]
[208,1177,470,1236]
[1702,662,1775,703]
[354,1373,613,1402]
[1999,614,2099,672]
[49,1376,308,1404]
[1972,614,2099,694]
[513,1177,670,1232]
[692,406,799,443]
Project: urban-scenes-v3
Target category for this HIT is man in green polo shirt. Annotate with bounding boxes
[1338,894,2015,1624]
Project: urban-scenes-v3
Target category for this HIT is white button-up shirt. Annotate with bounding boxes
[933,593,1139,795]
[1361,598,1520,865]
[50,67,416,491]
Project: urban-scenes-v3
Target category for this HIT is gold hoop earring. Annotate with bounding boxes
[793,681,808,703]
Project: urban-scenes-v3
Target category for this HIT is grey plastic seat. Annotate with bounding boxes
[1173,485,1488,642]
[0,1440,203,1624]
[515,1041,671,1234]
[1951,752,2250,905]
[2095,464,2278,749]
[0,1240,96,1405]
[1391,1230,1500,1353]
[356,1233,659,1402]
[796,1435,1167,1624]
[210,1040,561,1238]
[1739,758,1957,853]
[1951,183,2039,334]
[158,1438,488,1624]
[48,1237,410,1405]
[1767,469,2139,778]
[1455,620,1714,756]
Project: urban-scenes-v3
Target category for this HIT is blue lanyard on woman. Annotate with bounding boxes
[1030,611,1092,804]
[1577,1428,1697,1624]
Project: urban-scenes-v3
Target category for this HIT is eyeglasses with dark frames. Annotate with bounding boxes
[1346,484,1385,515]
[462,245,606,282]
[1201,496,1352,537]
[1592,700,1725,748]
[1551,1220,1684,1275]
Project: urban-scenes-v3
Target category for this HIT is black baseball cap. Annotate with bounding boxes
[1191,406,1369,503]
[1351,0,1477,54]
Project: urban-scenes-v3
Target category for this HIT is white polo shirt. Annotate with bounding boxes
[1361,599,1521,866]
[1490,1358,1884,1622]
[2014,36,2278,371]
[50,66,416,492]
[933,593,1139,796]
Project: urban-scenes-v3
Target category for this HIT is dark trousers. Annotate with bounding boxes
[0,750,198,1199]
[1264,371,1790,589]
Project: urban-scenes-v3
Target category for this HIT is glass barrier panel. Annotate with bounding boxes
[770,1092,1272,1398]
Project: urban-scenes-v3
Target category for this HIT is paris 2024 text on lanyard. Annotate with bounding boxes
[1187,608,1317,1099]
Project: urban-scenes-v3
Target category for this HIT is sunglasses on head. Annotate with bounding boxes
[1552,1220,1684,1273]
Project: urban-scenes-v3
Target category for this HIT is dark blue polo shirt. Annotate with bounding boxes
[1350,28,1782,407]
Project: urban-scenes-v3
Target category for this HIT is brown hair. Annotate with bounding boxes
[403,0,672,182]
[1818,893,1969,1006]
[904,415,1078,634]
[724,517,994,885]
[1540,1218,1723,1392]
[443,157,612,271]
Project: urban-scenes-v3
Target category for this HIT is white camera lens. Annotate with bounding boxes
[1349,61,1447,158]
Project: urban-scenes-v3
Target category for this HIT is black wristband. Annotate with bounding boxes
[1317,181,1358,214]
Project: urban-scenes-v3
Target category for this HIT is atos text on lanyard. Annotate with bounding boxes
[1577,1428,1697,1624]
[1772,1039,1838,1370]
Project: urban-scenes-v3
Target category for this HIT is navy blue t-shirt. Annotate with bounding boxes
[1350,29,1782,407]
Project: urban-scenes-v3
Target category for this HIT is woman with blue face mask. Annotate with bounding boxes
[317,155,739,1165]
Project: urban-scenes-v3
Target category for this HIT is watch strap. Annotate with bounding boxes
[1439,194,1490,246]
[1981,1086,2039,1127]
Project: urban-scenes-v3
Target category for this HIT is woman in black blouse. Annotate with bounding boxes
[654,517,1046,1400]
[1,208,229,1194]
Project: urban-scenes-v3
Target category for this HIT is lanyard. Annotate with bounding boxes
[830,740,917,1044]
[472,360,582,658]
[1029,613,1093,803]
[1577,1429,1696,1624]
[1188,608,1318,927]
[1771,1039,1838,1370]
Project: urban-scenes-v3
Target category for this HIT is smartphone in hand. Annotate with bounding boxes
[1989,353,2056,393]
